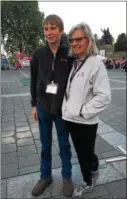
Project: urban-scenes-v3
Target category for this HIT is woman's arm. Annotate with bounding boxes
[81,61,111,120]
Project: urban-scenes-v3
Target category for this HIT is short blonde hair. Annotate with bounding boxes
[68,22,98,56]
[43,14,64,32]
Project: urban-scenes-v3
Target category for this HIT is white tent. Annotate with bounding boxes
[96,55,107,61]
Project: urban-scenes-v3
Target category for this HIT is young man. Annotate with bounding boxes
[30,15,73,197]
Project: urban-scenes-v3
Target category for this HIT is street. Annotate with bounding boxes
[1,68,126,198]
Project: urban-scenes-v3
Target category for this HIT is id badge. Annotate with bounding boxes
[46,81,58,94]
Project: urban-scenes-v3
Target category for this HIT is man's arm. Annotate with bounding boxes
[30,50,38,107]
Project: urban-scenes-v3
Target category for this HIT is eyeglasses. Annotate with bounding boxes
[69,36,88,44]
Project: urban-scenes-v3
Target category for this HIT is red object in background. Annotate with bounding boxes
[24,56,31,60]
[16,52,24,59]
[15,61,21,68]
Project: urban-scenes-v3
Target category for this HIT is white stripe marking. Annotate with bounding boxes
[111,87,126,90]
[2,93,30,98]
[1,81,16,83]
[109,79,126,83]
[19,70,30,78]
[109,76,126,78]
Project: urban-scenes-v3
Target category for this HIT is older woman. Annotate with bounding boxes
[62,23,111,197]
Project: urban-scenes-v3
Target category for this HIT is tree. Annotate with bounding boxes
[114,33,127,52]
[100,28,114,45]
[61,33,70,48]
[1,1,45,55]
[94,34,101,49]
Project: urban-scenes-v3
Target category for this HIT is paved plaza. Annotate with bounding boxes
[1,68,126,198]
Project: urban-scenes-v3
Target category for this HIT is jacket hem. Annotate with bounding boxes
[62,116,99,124]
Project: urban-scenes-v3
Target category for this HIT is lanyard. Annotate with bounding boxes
[65,56,89,101]
[69,56,89,85]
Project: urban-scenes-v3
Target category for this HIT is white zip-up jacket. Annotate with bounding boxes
[62,55,111,124]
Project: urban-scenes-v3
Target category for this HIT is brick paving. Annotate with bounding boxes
[1,69,126,198]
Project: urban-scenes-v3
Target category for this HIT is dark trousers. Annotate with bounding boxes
[37,104,72,179]
[65,121,99,185]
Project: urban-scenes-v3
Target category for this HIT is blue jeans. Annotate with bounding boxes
[37,104,72,179]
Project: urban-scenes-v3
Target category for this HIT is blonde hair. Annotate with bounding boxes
[68,22,98,56]
[43,14,64,32]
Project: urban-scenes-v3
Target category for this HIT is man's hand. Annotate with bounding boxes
[32,106,38,121]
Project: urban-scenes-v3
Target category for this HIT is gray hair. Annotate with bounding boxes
[68,22,98,56]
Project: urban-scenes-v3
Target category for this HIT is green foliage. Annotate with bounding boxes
[94,34,101,49]
[114,33,127,52]
[1,1,45,55]
[61,33,70,48]
[8,56,16,65]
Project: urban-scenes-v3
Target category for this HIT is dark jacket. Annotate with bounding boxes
[30,43,73,115]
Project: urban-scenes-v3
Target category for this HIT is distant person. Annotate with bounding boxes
[62,22,111,198]
[15,60,21,70]
[115,59,120,69]
[123,59,127,72]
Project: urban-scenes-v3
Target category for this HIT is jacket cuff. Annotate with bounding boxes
[31,100,37,107]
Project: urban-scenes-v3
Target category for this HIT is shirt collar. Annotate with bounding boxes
[75,54,86,62]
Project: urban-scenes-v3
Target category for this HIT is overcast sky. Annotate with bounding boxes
[39,2,126,41]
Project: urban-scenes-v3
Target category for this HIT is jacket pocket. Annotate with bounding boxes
[66,101,82,118]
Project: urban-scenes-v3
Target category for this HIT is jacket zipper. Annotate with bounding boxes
[52,53,56,71]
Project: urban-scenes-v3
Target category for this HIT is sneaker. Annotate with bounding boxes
[73,183,94,197]
[73,178,96,198]
[72,182,86,197]
[82,184,94,194]
[72,171,99,198]
[31,177,53,197]
[63,178,74,197]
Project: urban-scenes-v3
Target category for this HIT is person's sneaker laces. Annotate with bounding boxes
[72,182,87,197]
[73,170,99,198]
[83,184,94,193]
[73,183,94,197]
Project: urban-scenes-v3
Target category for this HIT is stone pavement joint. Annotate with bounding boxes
[1,69,126,199]
[1,120,126,198]
[1,159,126,198]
